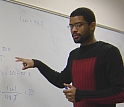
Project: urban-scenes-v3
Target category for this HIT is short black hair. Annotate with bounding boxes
[70,7,96,25]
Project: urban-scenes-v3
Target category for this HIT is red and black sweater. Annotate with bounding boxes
[33,41,124,107]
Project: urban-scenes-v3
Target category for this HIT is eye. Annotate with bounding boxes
[67,22,87,30]
[69,25,73,28]
[75,23,83,28]
[67,24,73,30]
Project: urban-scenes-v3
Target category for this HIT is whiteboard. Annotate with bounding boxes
[0,0,123,107]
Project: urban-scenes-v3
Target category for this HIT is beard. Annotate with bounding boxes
[72,27,91,44]
[73,33,91,44]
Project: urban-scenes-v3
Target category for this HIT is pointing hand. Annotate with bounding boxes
[15,57,34,70]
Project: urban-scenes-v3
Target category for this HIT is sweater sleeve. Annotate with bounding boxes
[75,47,124,104]
[32,55,72,88]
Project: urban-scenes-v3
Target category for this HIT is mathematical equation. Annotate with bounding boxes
[0,46,32,77]
[20,16,44,26]
[0,86,34,103]
[0,70,31,76]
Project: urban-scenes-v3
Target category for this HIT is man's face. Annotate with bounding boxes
[69,16,92,45]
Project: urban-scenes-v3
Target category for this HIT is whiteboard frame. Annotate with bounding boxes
[3,0,124,34]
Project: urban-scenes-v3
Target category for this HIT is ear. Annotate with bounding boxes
[90,22,96,31]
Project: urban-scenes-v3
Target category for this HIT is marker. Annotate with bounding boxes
[65,86,68,89]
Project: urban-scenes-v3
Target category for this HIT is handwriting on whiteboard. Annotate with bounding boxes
[20,16,44,26]
[0,86,34,103]
[0,46,31,77]
[0,46,11,62]
[0,70,31,76]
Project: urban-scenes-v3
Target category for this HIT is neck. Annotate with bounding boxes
[81,36,97,46]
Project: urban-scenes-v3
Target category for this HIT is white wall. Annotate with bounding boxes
[18,0,124,32]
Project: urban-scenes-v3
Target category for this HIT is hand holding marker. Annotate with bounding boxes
[65,86,68,89]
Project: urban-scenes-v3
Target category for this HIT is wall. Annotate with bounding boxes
[18,0,124,32]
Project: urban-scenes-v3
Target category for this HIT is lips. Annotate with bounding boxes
[72,34,79,39]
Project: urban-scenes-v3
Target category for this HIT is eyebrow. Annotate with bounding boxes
[69,22,84,25]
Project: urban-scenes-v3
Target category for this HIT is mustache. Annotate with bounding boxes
[72,33,81,37]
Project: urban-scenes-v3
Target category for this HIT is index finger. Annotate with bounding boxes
[15,57,24,62]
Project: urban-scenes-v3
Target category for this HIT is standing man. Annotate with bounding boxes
[15,7,124,107]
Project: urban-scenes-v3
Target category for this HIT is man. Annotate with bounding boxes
[15,7,124,107]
